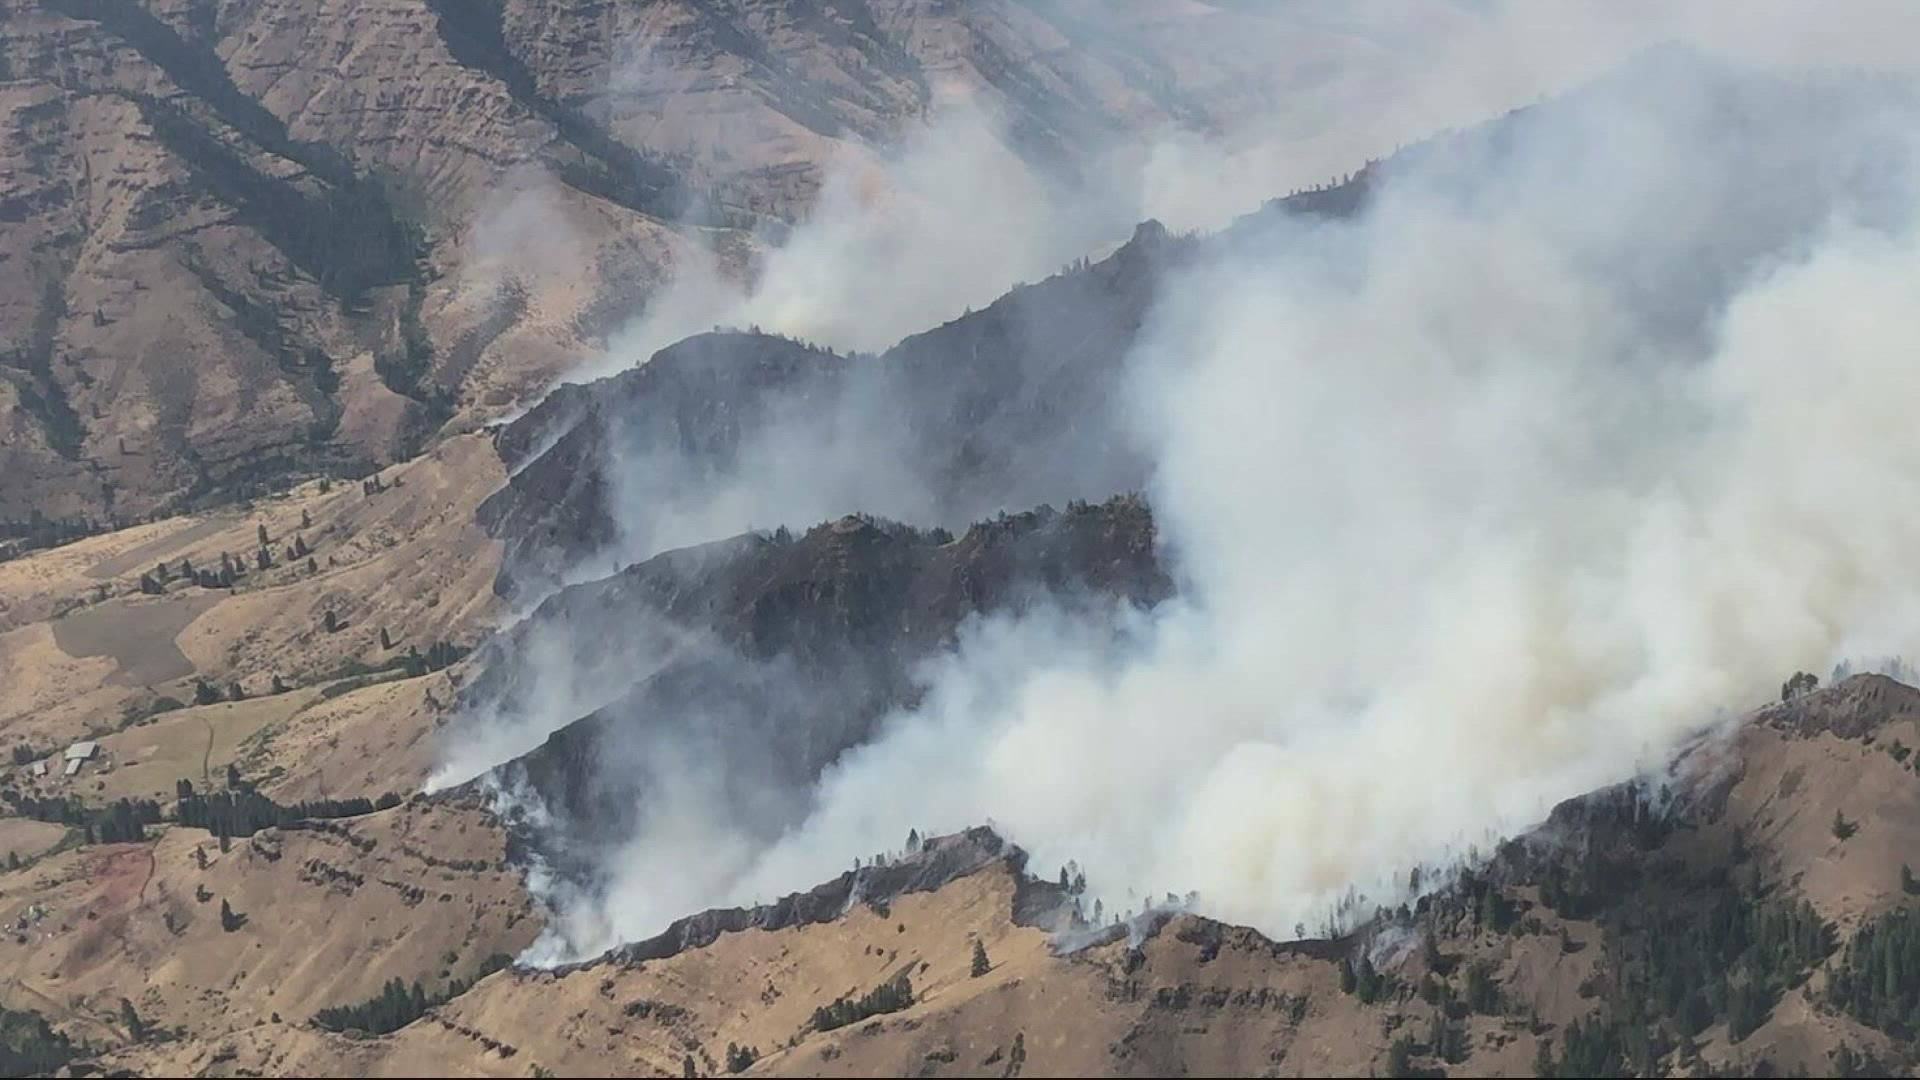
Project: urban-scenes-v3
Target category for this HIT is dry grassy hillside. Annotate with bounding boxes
[0,802,537,1059]
[70,675,1920,1079]
[0,433,504,800]
[0,0,1366,524]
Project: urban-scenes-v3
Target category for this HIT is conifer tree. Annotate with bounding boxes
[971,938,990,978]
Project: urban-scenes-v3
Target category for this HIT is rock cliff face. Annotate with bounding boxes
[0,0,1328,527]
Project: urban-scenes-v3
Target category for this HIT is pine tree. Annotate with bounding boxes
[1385,1037,1415,1079]
[257,523,269,546]
[271,673,287,695]
[5,852,18,871]
[323,610,339,633]
[1535,1035,1557,1078]
[1357,955,1383,1004]
[220,898,243,932]
[120,998,146,1043]
[380,627,393,650]
[971,938,990,977]
[228,683,245,702]
[301,509,311,529]
[307,556,317,575]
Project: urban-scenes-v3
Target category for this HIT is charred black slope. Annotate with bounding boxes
[478,224,1192,599]
[479,332,856,595]
[470,495,1167,875]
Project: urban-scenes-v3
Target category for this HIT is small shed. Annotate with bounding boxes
[28,761,46,778]
[62,759,82,778]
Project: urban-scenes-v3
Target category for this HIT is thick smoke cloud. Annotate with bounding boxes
[445,4,1920,962]
[719,72,1920,940]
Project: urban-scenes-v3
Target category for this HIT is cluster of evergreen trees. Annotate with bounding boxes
[173,785,397,839]
[311,954,509,1034]
[810,975,914,1032]
[1828,907,1920,1035]
[400,640,469,679]
[1531,886,1830,1075]
[91,798,162,844]
[312,977,434,1034]
[0,512,112,561]
[1338,955,1387,1004]
[1536,1015,1633,1078]
[10,794,161,845]
[0,1005,78,1075]
[724,1042,760,1073]
[135,526,326,595]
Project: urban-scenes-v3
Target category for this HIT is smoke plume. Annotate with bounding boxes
[444,4,1920,962]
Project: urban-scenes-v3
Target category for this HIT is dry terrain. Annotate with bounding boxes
[0,0,1403,523]
[0,432,504,800]
[42,676,1920,1078]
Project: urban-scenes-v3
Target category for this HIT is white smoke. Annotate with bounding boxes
[571,1,1744,385]
[723,184,1920,941]
[445,4,1920,963]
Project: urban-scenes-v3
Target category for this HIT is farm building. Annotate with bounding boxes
[63,741,97,762]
